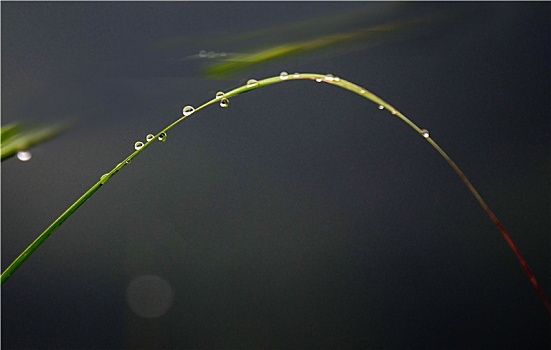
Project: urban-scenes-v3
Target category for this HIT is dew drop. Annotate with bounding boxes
[360,89,366,94]
[199,50,207,58]
[216,91,225,99]
[293,72,300,78]
[158,132,167,142]
[279,71,289,80]
[100,173,109,184]
[220,98,229,108]
[334,76,340,81]
[207,51,215,59]
[125,158,132,164]
[391,110,398,115]
[183,105,195,116]
[378,105,384,110]
[315,77,322,83]
[134,141,144,150]
[324,74,334,81]
[16,150,32,162]
[246,79,259,87]
[146,134,155,142]
[421,129,430,138]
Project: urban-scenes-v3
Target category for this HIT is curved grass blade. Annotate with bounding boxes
[2,73,549,317]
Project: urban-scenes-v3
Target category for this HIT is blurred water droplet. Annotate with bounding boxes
[126,275,174,319]
[199,50,207,58]
[16,151,32,162]
[378,105,384,110]
[279,71,288,80]
[158,132,167,142]
[334,76,340,81]
[421,129,430,138]
[360,89,365,93]
[100,173,109,183]
[293,72,300,78]
[125,159,132,164]
[324,74,334,81]
[220,98,229,108]
[207,51,215,59]
[216,91,225,98]
[134,141,144,150]
[391,110,397,115]
[315,77,322,82]
[247,79,259,87]
[183,105,195,116]
[146,134,155,141]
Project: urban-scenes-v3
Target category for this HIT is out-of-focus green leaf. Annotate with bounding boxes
[1,122,72,161]
[203,16,435,79]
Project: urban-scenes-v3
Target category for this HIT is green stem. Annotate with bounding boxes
[2,73,549,316]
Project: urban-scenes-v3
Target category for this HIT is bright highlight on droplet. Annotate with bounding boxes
[421,129,430,138]
[279,71,289,80]
[215,91,225,99]
[220,98,229,108]
[126,275,174,319]
[16,151,32,162]
[158,132,167,142]
[246,79,259,87]
[146,134,155,142]
[183,106,195,116]
[134,141,144,150]
[378,105,384,110]
[315,77,322,82]
[324,74,334,81]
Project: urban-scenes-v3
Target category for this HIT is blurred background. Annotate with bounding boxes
[2,2,549,349]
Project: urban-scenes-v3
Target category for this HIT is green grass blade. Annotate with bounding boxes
[2,73,549,317]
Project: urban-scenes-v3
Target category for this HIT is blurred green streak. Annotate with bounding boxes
[1,122,71,161]
[203,16,435,79]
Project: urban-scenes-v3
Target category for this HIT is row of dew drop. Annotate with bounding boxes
[132,72,430,154]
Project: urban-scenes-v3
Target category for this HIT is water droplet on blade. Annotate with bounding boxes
[158,132,167,142]
[134,141,144,150]
[216,91,225,99]
[246,79,259,87]
[378,105,384,110]
[293,73,300,78]
[16,151,32,162]
[146,134,155,141]
[421,129,430,138]
[219,98,229,108]
[324,74,334,81]
[183,105,195,116]
[279,72,289,80]
[315,78,322,82]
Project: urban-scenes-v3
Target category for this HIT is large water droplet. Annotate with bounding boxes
[216,91,225,99]
[324,74,334,81]
[146,134,155,141]
[158,132,167,142]
[183,105,195,116]
[220,98,229,108]
[134,141,144,150]
[246,79,258,87]
[279,72,289,80]
[421,129,430,138]
[378,105,384,110]
[16,150,32,162]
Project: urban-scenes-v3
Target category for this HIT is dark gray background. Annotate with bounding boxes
[2,2,550,349]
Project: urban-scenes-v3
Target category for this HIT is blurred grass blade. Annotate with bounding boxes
[1,122,71,161]
[203,16,435,79]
